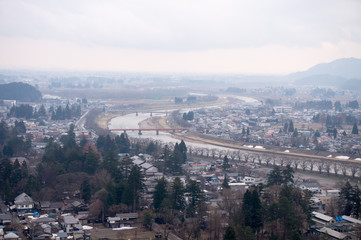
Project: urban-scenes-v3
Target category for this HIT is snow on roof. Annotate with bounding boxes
[132,159,144,166]
[4,232,19,239]
[312,211,333,222]
[342,215,361,224]
[140,162,152,170]
[318,227,347,239]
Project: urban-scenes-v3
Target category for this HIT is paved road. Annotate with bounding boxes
[75,110,90,132]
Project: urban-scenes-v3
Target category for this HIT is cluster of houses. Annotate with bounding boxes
[0,192,94,240]
[0,190,143,240]
[311,211,361,239]
[190,101,361,155]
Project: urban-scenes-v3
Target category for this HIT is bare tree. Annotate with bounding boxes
[324,162,331,175]
[301,161,308,171]
[310,161,315,172]
[244,153,250,162]
[251,155,256,163]
[272,158,277,166]
[341,165,347,176]
[351,166,359,178]
[237,151,242,161]
[333,163,339,175]
[265,158,272,166]
[206,208,224,240]
[188,146,193,156]
[279,158,284,167]
[211,149,216,158]
[317,161,324,174]
[257,155,262,165]
[293,160,299,170]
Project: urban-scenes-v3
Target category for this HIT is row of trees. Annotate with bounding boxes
[51,104,81,120]
[8,103,82,121]
[0,120,32,158]
[156,140,187,175]
[153,177,204,218]
[0,120,37,201]
[96,133,130,155]
[295,99,359,111]
[0,157,38,202]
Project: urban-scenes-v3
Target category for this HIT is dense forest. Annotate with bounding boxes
[0,82,42,102]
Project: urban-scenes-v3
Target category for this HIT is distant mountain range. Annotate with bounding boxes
[289,58,361,90]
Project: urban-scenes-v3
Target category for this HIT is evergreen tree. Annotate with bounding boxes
[83,147,100,175]
[81,178,91,203]
[333,128,337,139]
[222,155,230,170]
[283,122,289,133]
[222,175,230,189]
[243,189,262,232]
[0,120,9,145]
[223,226,236,240]
[171,177,185,211]
[292,128,298,137]
[352,123,359,134]
[182,112,187,120]
[146,141,156,154]
[153,177,168,212]
[38,104,46,116]
[178,140,187,162]
[120,155,133,178]
[282,165,294,184]
[288,120,294,132]
[117,133,130,153]
[168,147,184,175]
[127,165,145,212]
[334,101,342,112]
[314,130,321,138]
[186,180,204,217]
[267,166,283,186]
[80,135,88,148]
[339,181,361,217]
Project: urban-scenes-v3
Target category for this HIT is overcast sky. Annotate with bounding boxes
[0,0,361,74]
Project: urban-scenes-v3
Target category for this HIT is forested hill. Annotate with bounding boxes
[0,82,42,102]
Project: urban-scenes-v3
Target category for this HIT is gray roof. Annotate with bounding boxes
[116,213,138,219]
[140,162,152,170]
[146,167,158,173]
[318,227,347,239]
[0,213,12,221]
[63,215,79,225]
[133,159,144,165]
[14,193,34,205]
[40,201,51,208]
[31,217,56,223]
[57,231,68,238]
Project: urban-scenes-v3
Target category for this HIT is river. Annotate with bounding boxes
[108,96,261,151]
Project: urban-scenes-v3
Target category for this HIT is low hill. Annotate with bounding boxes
[290,58,361,87]
[0,82,42,102]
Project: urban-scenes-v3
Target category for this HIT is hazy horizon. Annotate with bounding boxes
[1,0,361,75]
